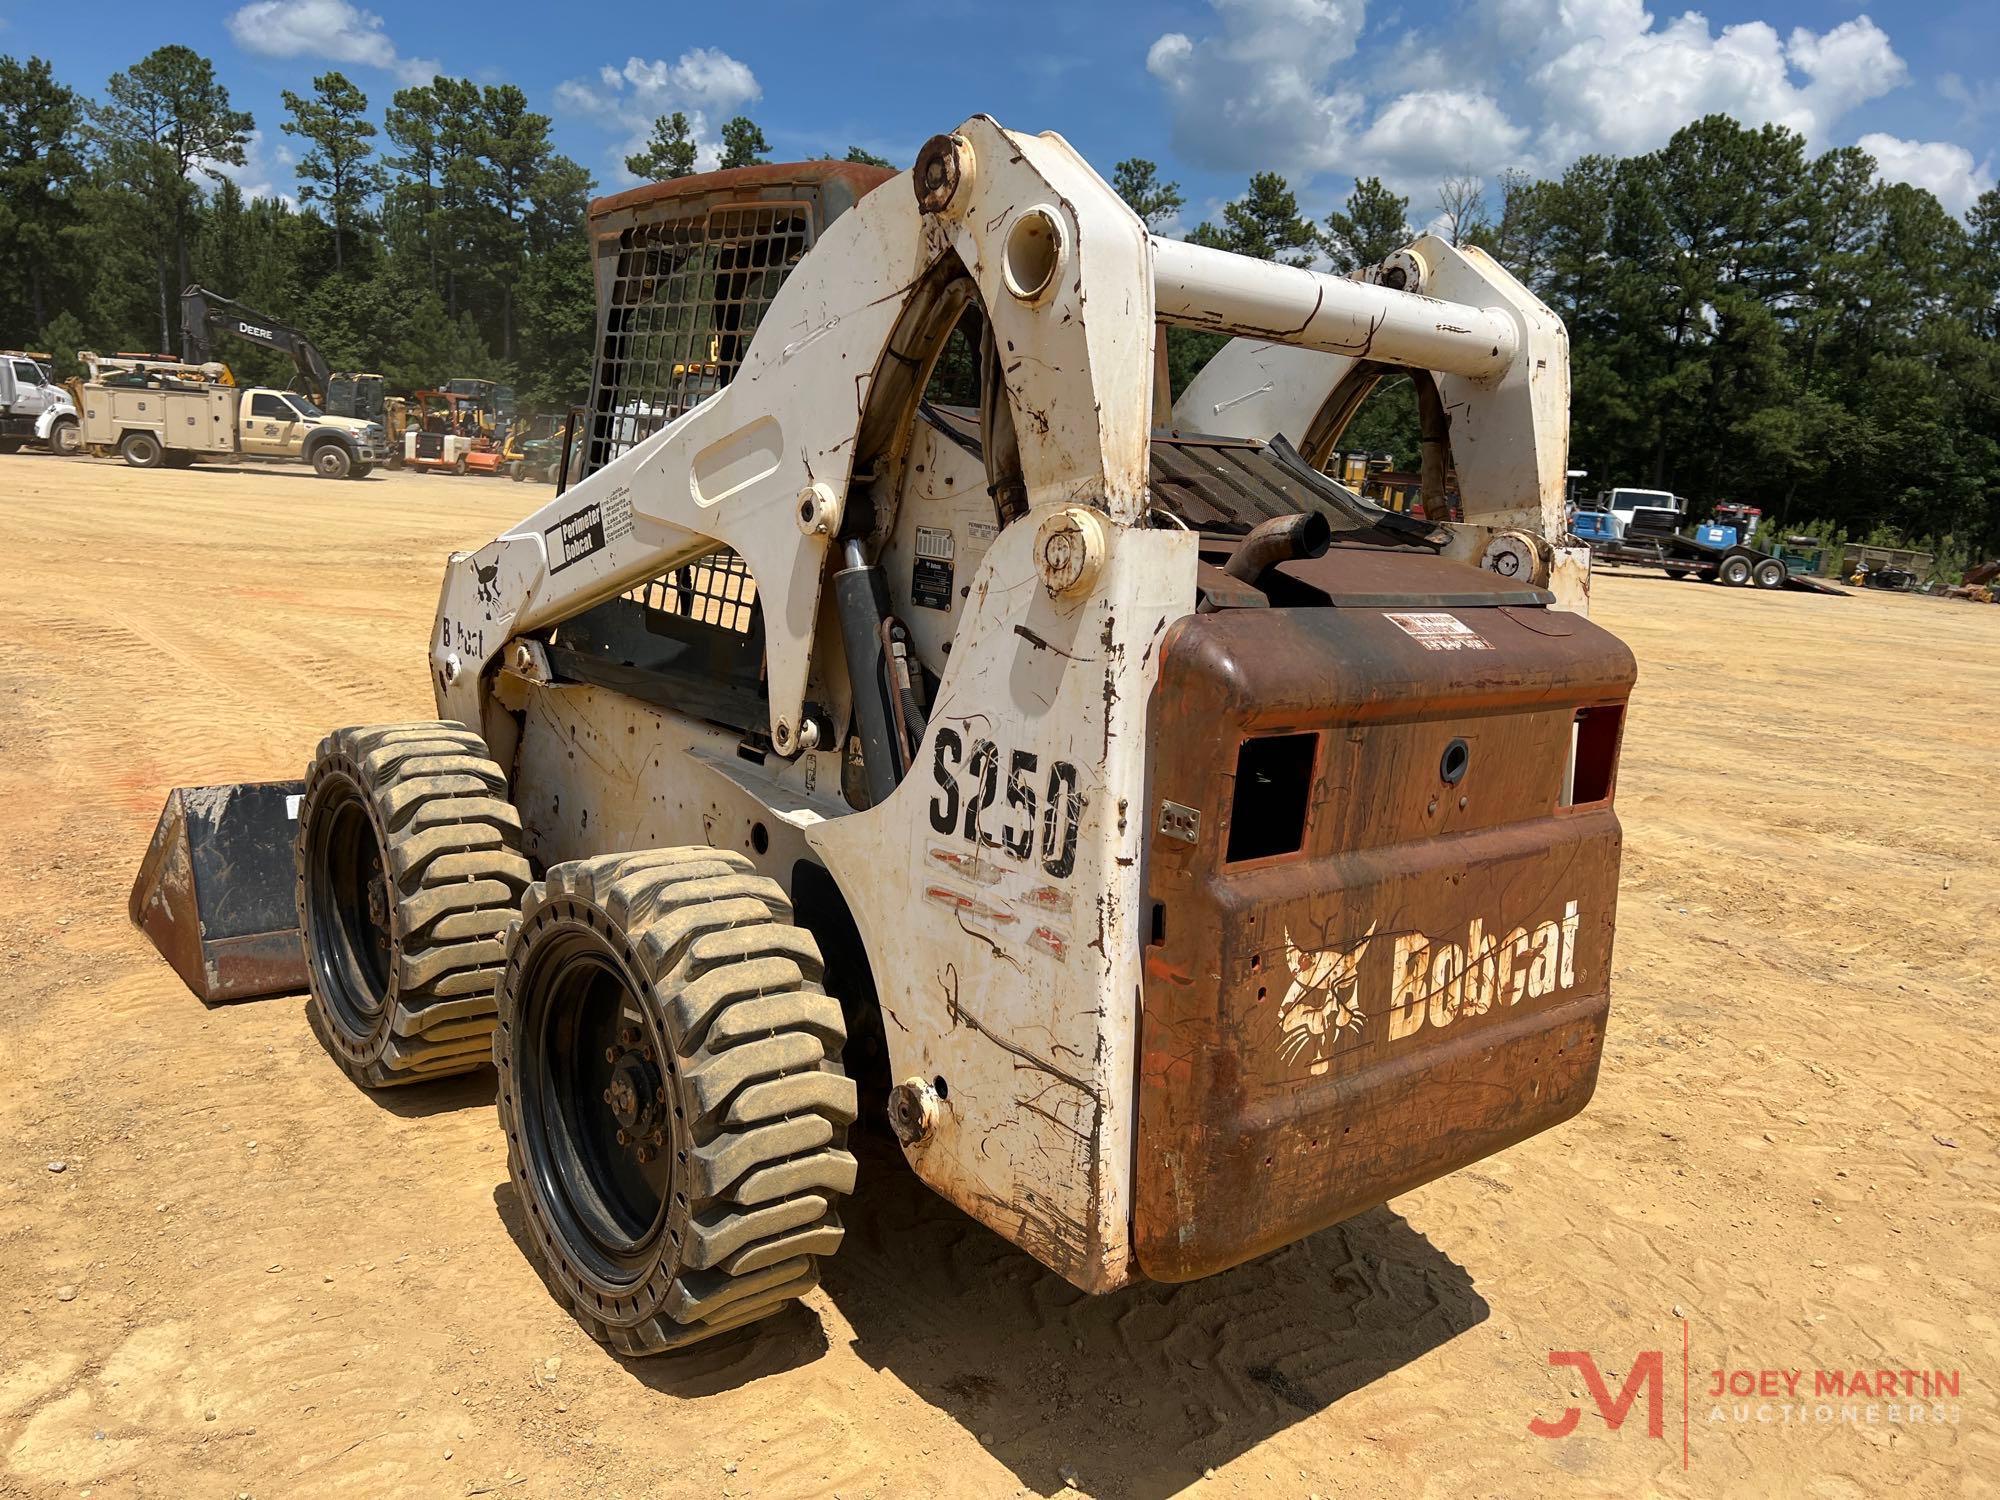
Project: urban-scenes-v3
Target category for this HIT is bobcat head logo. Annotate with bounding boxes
[1276,921,1376,1076]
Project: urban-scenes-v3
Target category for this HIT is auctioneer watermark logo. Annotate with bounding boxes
[1527,1325,1965,1469]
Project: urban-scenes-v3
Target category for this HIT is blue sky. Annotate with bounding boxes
[7,0,1997,219]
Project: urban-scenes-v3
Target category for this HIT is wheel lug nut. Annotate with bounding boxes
[635,1145,655,1165]
[604,1046,618,1063]
[615,1129,629,1146]
[602,1088,613,1104]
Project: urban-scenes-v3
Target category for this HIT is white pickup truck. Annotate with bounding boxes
[78,374,390,478]
[0,352,81,456]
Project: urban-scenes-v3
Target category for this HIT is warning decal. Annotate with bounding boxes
[912,526,955,610]
[1383,611,1493,651]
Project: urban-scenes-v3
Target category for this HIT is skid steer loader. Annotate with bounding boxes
[133,121,1633,1353]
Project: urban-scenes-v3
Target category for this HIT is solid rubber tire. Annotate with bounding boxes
[296,721,528,1088]
[496,849,855,1354]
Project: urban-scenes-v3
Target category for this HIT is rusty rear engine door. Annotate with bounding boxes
[1136,460,1636,1280]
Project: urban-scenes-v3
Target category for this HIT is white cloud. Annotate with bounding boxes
[1145,0,1945,209]
[1146,0,1368,175]
[1857,133,1995,216]
[226,0,438,86]
[554,48,761,183]
[1481,3,1906,161]
[1356,89,1527,180]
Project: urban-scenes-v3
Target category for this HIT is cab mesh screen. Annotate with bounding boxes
[586,200,812,474]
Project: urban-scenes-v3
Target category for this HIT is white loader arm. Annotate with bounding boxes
[1168,237,1590,608]
[435,121,1588,741]
[432,115,1155,748]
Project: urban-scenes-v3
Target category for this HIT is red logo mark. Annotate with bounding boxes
[1529,1322,1690,1467]
[1529,1351,1666,1439]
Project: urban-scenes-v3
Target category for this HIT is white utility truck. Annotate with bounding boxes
[0,351,81,456]
[77,363,389,477]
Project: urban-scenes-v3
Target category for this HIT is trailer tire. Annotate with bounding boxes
[1663,564,1691,580]
[119,431,164,469]
[297,722,529,1089]
[1752,557,1787,589]
[496,849,855,1355]
[1718,554,1754,587]
[310,441,353,480]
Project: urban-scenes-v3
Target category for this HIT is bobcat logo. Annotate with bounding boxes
[1276,921,1376,1075]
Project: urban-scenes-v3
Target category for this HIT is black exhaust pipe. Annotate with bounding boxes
[1224,511,1332,582]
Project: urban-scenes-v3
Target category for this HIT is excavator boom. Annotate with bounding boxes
[180,285,333,401]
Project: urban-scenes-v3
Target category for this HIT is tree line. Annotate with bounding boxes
[1113,126,2000,559]
[0,47,859,412]
[2,47,1994,555]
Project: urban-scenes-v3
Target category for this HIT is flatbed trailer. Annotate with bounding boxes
[1586,526,1846,595]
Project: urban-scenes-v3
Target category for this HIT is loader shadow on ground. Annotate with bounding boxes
[284,996,503,1119]
[494,1134,1486,1498]
[822,1137,1487,1498]
[372,1064,501,1119]
[490,1181,835,1393]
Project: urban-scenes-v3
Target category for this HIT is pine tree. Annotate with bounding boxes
[719,116,769,170]
[280,71,382,273]
[90,45,252,349]
[0,55,85,330]
[432,77,489,318]
[478,84,543,361]
[626,112,697,180]
[1321,176,1409,272]
[1111,158,1184,230]
[1188,172,1317,266]
[384,81,444,293]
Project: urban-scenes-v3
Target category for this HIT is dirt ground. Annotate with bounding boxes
[0,452,1993,1500]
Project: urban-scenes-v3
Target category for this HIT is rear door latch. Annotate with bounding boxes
[1158,800,1200,844]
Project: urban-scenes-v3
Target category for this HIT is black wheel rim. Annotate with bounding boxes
[516,929,675,1288]
[304,775,394,1037]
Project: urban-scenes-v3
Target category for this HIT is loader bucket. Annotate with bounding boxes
[128,781,307,1003]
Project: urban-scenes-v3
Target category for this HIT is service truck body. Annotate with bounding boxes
[78,376,388,476]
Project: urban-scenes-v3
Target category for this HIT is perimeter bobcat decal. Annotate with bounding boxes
[1277,921,1376,1075]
